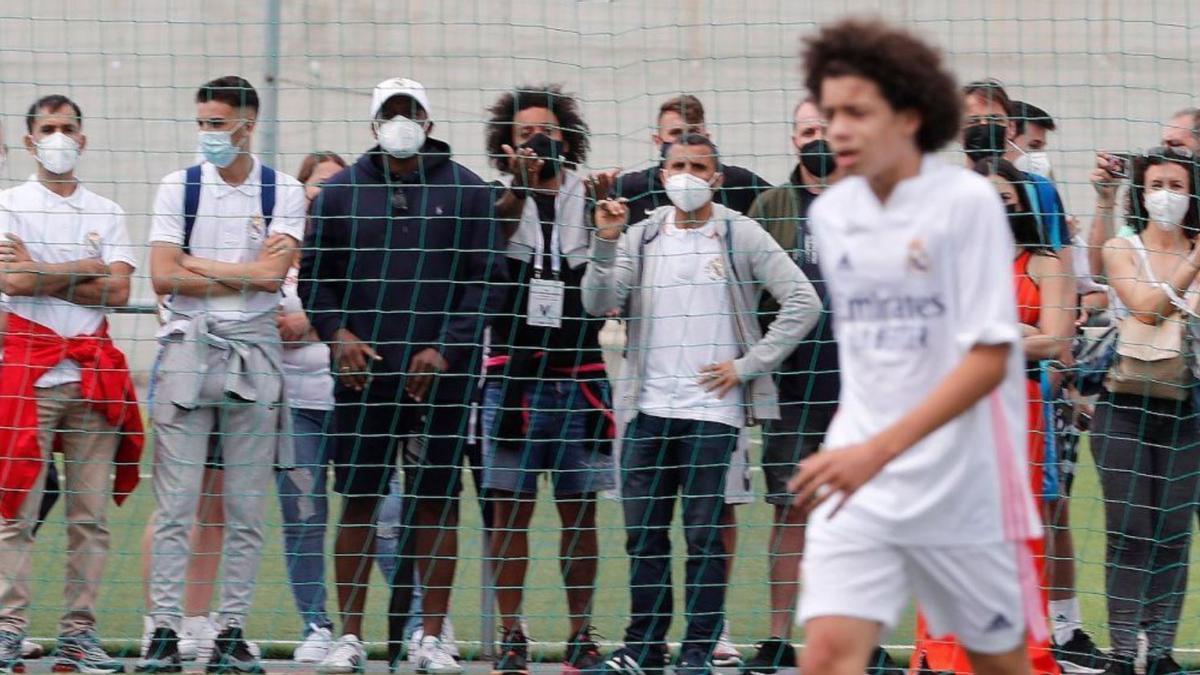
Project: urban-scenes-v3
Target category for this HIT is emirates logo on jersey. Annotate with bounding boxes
[906,238,931,273]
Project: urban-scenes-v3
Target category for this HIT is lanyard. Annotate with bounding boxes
[531,215,562,279]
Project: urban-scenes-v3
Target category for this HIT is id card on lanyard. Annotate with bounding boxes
[527,219,565,328]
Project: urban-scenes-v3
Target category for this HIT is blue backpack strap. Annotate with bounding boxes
[182,164,203,254]
[260,165,276,228]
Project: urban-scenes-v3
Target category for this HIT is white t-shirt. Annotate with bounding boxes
[280,266,334,411]
[809,156,1040,546]
[149,157,306,331]
[0,176,137,387]
[638,213,744,429]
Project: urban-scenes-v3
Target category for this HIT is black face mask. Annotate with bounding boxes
[963,123,1008,162]
[799,139,836,179]
[519,132,564,180]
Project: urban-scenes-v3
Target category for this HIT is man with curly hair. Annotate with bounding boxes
[483,85,615,675]
[790,18,1042,675]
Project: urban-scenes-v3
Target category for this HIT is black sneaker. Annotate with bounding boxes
[493,628,529,675]
[740,638,796,675]
[1054,629,1109,674]
[564,627,604,674]
[135,628,182,673]
[590,645,667,675]
[867,647,904,675]
[1101,660,1135,675]
[206,627,264,674]
[675,648,712,675]
[1147,655,1185,675]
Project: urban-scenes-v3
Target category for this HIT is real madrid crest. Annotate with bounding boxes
[706,256,727,281]
[906,238,930,273]
[248,215,265,241]
[84,231,102,258]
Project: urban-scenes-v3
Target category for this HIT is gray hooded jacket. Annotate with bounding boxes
[582,203,821,424]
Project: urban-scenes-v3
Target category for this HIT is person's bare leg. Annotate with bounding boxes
[800,616,881,675]
[1047,498,1076,602]
[335,494,381,638]
[184,467,225,616]
[769,503,806,639]
[556,494,598,636]
[489,492,536,631]
[417,497,459,637]
[967,644,1033,675]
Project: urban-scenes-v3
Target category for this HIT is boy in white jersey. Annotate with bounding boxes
[789,19,1042,675]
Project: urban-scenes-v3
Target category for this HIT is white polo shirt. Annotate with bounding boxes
[808,156,1040,546]
[0,176,137,387]
[638,212,744,429]
[149,157,306,330]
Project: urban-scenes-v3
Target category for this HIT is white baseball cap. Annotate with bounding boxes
[370,78,432,120]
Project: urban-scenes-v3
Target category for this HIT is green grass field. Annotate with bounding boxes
[21,436,1200,660]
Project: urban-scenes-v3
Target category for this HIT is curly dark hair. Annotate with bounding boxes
[802,17,961,154]
[486,84,590,173]
[1126,148,1200,238]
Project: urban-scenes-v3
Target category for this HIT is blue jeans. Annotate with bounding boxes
[621,413,736,655]
[276,407,335,634]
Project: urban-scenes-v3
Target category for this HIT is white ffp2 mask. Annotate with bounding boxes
[664,172,716,213]
[34,132,80,175]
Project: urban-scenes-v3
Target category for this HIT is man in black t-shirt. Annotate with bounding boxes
[616,94,770,219]
[485,85,616,675]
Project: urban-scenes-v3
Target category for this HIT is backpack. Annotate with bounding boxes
[181,163,277,252]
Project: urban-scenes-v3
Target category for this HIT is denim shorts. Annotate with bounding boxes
[481,378,616,496]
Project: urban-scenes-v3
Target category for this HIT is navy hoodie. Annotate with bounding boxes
[299,139,506,402]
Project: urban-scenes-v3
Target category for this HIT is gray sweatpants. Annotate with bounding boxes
[148,339,281,631]
[1091,392,1200,659]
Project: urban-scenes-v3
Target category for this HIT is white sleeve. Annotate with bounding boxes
[951,179,1021,351]
[268,177,307,244]
[101,205,139,269]
[148,172,186,245]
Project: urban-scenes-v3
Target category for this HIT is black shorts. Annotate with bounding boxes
[761,401,836,506]
[332,397,471,498]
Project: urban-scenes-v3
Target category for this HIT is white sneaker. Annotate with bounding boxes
[408,628,424,666]
[295,624,335,664]
[415,635,463,674]
[139,616,154,659]
[181,615,212,662]
[19,639,44,660]
[317,634,365,674]
[407,622,460,661]
[440,619,459,660]
[711,623,742,667]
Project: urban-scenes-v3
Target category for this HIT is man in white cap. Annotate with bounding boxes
[300,78,505,674]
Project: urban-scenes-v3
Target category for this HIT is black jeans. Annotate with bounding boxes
[620,413,737,656]
[1092,392,1200,659]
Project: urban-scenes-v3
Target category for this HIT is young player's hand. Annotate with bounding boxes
[259,233,293,259]
[585,169,620,202]
[406,347,448,403]
[594,198,629,239]
[787,440,892,517]
[699,360,741,397]
[332,328,382,392]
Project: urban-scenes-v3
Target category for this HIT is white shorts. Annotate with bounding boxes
[798,528,1036,654]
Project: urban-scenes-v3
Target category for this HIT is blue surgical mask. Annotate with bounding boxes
[198,130,241,168]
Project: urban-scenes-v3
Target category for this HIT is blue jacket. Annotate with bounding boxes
[299,139,506,402]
